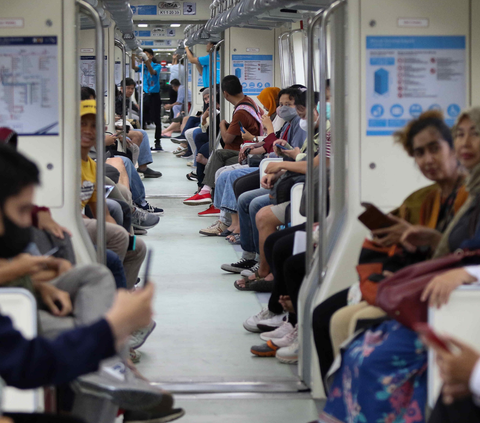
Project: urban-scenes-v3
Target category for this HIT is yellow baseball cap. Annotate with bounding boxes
[80,100,97,117]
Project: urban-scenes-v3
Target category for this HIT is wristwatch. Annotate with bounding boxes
[253,136,258,143]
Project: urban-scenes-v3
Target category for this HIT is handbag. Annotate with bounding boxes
[269,170,305,205]
[375,249,480,329]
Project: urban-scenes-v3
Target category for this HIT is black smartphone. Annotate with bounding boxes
[143,250,153,286]
[239,121,246,134]
[276,143,293,150]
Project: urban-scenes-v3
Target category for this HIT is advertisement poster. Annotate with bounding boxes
[232,54,273,96]
[366,36,466,136]
[0,36,59,135]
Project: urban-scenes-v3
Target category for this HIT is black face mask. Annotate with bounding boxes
[0,213,32,259]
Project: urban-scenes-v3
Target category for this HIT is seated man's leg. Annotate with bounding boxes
[106,198,124,228]
[179,116,200,138]
[106,157,130,189]
[238,189,268,259]
[84,219,129,262]
[118,156,148,206]
[172,104,182,118]
[196,142,210,186]
[202,150,239,189]
[248,194,272,255]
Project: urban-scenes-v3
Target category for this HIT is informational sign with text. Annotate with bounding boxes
[80,56,108,97]
[0,36,59,135]
[366,36,466,136]
[232,55,273,96]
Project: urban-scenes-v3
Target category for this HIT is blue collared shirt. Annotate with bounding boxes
[137,62,162,94]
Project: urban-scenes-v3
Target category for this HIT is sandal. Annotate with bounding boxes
[219,229,233,237]
[234,278,274,292]
[227,233,241,245]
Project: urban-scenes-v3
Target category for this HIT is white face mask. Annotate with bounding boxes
[299,118,308,132]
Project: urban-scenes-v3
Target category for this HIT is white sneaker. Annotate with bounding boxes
[243,307,277,333]
[129,320,156,349]
[260,321,295,342]
[276,338,299,364]
[272,325,298,348]
[257,312,288,332]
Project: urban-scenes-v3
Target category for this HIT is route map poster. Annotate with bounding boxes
[232,55,273,96]
[0,36,59,136]
[366,36,466,136]
[80,55,108,97]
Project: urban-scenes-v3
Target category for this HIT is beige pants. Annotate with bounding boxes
[330,301,387,357]
[84,219,146,289]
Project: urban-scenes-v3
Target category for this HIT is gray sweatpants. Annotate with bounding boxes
[203,149,239,188]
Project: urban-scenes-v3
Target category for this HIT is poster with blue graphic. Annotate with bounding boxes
[232,55,273,96]
[366,36,466,136]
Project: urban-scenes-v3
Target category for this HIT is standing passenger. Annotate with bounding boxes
[185,42,220,88]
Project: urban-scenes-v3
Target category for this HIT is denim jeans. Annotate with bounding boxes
[136,129,153,166]
[214,167,258,213]
[238,188,270,254]
[181,116,201,136]
[119,156,145,205]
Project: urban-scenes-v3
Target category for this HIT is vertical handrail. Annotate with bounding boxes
[77,0,106,265]
[300,0,346,388]
[219,34,226,120]
[212,40,224,148]
[208,45,215,154]
[183,54,189,116]
[289,29,306,85]
[278,32,290,88]
[114,39,127,151]
[305,11,324,274]
[140,61,145,130]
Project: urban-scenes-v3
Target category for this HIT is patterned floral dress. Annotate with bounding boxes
[319,320,428,423]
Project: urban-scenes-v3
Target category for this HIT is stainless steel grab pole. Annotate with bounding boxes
[77,0,106,265]
[305,11,324,274]
[219,34,226,120]
[183,54,189,115]
[140,61,145,130]
[278,32,290,88]
[114,39,127,151]
[208,45,215,154]
[212,40,224,147]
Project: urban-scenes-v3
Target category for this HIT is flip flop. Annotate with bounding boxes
[227,233,241,245]
[234,278,274,292]
[219,229,233,237]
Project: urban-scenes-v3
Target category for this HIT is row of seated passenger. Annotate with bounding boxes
[0,89,185,423]
[164,71,480,422]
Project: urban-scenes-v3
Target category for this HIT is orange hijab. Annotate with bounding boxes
[257,87,280,116]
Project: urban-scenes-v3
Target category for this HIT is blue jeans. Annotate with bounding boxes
[181,116,201,137]
[119,156,146,205]
[238,188,270,254]
[214,167,258,213]
[106,249,127,289]
[136,129,153,166]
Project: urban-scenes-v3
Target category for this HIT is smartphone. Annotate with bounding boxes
[413,323,451,352]
[105,185,115,199]
[43,246,59,257]
[238,121,246,134]
[276,143,293,151]
[143,250,153,286]
[358,202,396,232]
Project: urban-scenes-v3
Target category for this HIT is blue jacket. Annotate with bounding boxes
[0,314,115,389]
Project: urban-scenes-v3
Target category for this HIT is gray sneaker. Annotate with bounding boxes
[132,208,160,230]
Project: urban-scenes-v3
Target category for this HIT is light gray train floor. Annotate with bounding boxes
[136,131,321,422]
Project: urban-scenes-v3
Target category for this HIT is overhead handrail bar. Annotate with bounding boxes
[77,0,106,265]
[212,40,224,148]
[208,45,215,153]
[114,39,127,151]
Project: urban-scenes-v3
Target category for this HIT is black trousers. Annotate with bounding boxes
[264,223,306,325]
[5,414,85,423]
[312,288,349,385]
[233,170,260,199]
[428,394,480,423]
[143,92,162,141]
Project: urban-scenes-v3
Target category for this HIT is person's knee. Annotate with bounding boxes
[255,206,274,230]
[68,263,116,293]
[106,223,129,256]
[106,157,125,170]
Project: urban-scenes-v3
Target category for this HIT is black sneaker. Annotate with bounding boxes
[151,140,164,152]
[171,135,186,144]
[138,167,162,178]
[186,172,198,181]
[135,201,164,216]
[221,258,258,274]
[124,408,185,423]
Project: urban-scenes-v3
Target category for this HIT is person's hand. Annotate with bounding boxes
[9,254,56,278]
[164,104,172,111]
[265,161,284,174]
[261,173,279,189]
[273,140,300,160]
[105,134,117,147]
[105,283,155,349]
[262,114,274,134]
[55,258,73,276]
[400,225,442,253]
[260,174,270,189]
[371,215,412,247]
[36,283,73,317]
[241,129,255,142]
[238,146,250,163]
[220,119,227,128]
[421,268,476,308]
[115,115,121,122]
[36,210,72,239]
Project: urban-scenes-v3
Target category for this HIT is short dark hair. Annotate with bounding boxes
[170,79,181,87]
[122,78,136,87]
[221,75,242,96]
[143,48,154,56]
[0,145,39,207]
[294,89,319,108]
[81,86,96,100]
[278,86,301,103]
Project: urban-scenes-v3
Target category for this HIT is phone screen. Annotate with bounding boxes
[239,122,245,134]
[277,144,292,150]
